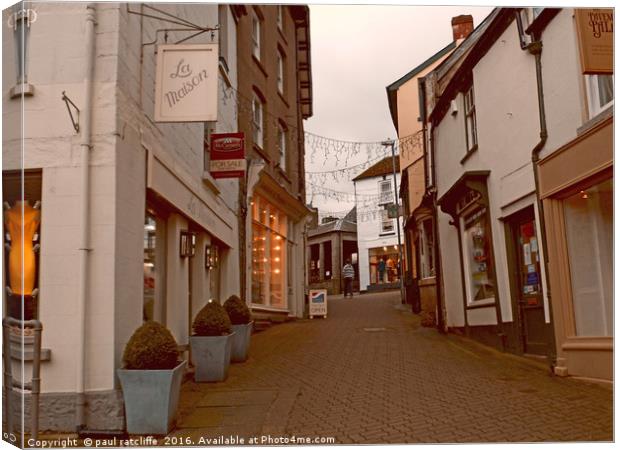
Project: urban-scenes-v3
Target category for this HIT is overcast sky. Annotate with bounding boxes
[304,5,493,217]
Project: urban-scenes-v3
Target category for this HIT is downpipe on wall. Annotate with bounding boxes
[76,2,96,432]
[526,38,557,374]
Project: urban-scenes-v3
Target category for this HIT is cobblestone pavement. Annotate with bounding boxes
[171,291,613,444]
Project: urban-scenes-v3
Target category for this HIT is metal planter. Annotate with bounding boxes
[230,322,253,363]
[190,333,234,382]
[117,360,186,435]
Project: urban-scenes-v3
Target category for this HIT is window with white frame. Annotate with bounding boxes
[419,218,435,278]
[464,85,478,152]
[277,5,283,31]
[251,11,261,61]
[378,179,393,205]
[218,6,229,68]
[586,74,614,118]
[278,123,287,170]
[277,50,285,94]
[252,93,264,148]
[380,210,395,234]
[460,206,496,304]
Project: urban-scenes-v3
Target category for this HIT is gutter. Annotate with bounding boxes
[76,2,96,431]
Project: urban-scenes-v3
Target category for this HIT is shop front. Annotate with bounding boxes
[248,172,310,319]
[538,116,613,380]
[368,245,402,285]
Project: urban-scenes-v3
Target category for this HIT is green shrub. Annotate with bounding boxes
[123,321,179,370]
[192,301,232,336]
[223,295,252,325]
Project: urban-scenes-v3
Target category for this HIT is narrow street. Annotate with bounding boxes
[170,291,612,444]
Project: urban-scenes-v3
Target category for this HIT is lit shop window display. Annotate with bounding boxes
[563,179,612,337]
[251,195,288,308]
[461,207,496,303]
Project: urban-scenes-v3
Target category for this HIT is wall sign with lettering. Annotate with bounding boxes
[575,8,613,74]
[154,44,219,122]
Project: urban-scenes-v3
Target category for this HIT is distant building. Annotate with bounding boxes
[352,157,403,292]
[307,208,358,295]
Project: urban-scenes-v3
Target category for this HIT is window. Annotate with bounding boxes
[251,11,261,61]
[464,86,477,152]
[143,212,166,322]
[203,122,215,173]
[251,195,288,308]
[461,207,495,303]
[218,6,229,69]
[380,210,395,234]
[252,93,264,148]
[277,50,285,94]
[563,179,612,337]
[277,123,287,170]
[12,5,32,84]
[419,218,435,278]
[378,179,393,205]
[586,75,614,118]
[277,5,283,31]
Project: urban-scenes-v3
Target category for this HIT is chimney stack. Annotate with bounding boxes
[452,15,474,44]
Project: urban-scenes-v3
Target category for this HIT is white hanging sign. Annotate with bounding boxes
[154,44,218,122]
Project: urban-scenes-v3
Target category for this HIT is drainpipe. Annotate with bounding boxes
[76,2,96,431]
[526,38,557,371]
[428,123,445,333]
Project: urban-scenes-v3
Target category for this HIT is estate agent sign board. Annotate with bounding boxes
[575,8,613,74]
[155,44,218,122]
[209,133,246,179]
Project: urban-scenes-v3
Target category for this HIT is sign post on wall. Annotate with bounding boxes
[309,289,328,319]
[575,8,613,74]
[154,44,219,122]
[210,133,246,178]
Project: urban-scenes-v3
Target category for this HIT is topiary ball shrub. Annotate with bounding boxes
[223,295,252,325]
[192,301,232,336]
[123,321,179,370]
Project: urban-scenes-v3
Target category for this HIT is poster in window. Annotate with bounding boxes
[463,208,495,302]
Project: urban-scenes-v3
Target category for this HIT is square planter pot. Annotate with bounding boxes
[190,333,234,382]
[117,360,186,435]
[230,322,253,363]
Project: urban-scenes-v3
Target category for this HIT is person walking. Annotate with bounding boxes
[342,259,355,298]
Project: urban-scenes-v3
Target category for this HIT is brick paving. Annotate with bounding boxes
[171,291,613,444]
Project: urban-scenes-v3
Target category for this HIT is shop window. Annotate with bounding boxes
[323,241,332,280]
[461,207,495,303]
[143,214,157,321]
[586,74,614,118]
[369,246,400,284]
[464,85,478,152]
[380,209,395,234]
[563,179,612,337]
[309,243,320,283]
[419,218,435,278]
[378,179,392,205]
[251,195,288,308]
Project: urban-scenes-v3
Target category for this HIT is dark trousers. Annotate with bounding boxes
[344,277,353,297]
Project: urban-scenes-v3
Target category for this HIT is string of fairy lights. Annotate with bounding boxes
[217,83,424,223]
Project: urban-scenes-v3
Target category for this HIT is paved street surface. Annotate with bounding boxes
[170,291,613,444]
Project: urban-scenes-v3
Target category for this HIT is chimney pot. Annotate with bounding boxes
[452,14,474,43]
